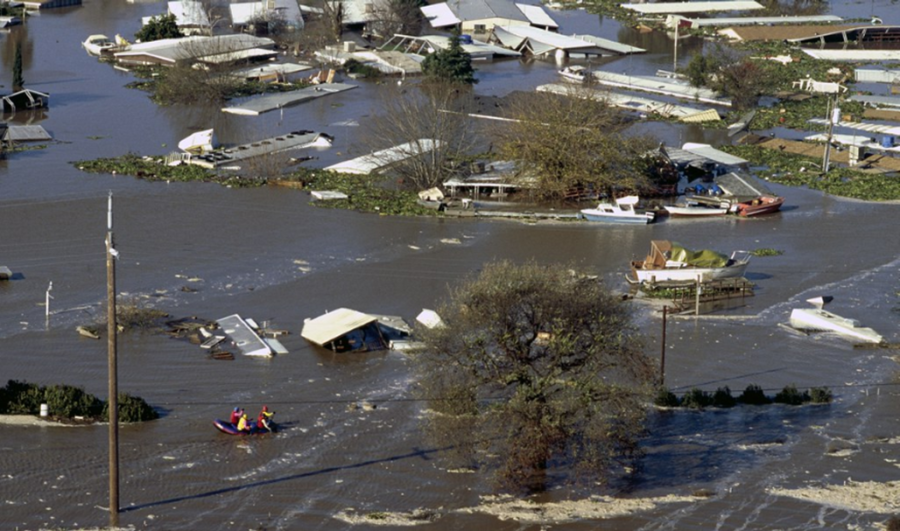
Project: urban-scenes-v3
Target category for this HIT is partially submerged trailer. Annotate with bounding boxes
[302,308,412,352]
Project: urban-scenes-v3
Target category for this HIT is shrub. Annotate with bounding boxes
[2,380,44,414]
[738,384,771,405]
[774,384,808,406]
[712,386,737,408]
[887,515,900,531]
[44,384,104,418]
[654,387,680,407]
[105,393,159,423]
[809,387,833,404]
[681,388,712,409]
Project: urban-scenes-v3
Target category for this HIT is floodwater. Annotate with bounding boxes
[2,1,900,529]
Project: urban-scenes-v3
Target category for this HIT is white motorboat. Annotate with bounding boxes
[558,65,589,83]
[789,297,883,344]
[82,34,116,56]
[663,201,729,217]
[628,240,750,284]
[581,196,655,224]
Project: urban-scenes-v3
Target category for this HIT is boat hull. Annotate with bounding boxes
[736,195,784,217]
[581,210,654,223]
[213,419,277,435]
[789,308,883,344]
[630,260,749,283]
[663,205,729,217]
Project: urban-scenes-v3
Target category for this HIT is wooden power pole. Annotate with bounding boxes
[106,192,119,528]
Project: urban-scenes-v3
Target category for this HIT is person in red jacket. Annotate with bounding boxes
[229,407,244,425]
[257,405,275,431]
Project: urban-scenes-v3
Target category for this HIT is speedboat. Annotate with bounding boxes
[628,240,750,284]
[580,196,655,224]
[789,296,883,344]
[664,200,729,217]
[734,195,784,217]
[82,34,116,56]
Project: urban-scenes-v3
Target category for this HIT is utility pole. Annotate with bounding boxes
[106,192,119,528]
[660,305,667,387]
[822,92,840,174]
[45,281,53,327]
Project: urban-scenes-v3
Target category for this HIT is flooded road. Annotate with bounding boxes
[2,1,900,529]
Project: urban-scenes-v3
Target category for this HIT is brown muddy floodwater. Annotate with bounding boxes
[2,1,900,530]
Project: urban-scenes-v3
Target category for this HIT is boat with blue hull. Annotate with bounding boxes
[213,418,277,435]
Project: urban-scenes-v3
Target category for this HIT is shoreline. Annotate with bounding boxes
[0,414,88,427]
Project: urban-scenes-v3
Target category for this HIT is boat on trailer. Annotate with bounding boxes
[581,196,655,224]
[628,240,750,284]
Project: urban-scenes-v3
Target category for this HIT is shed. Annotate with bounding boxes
[301,308,385,351]
[1,89,50,113]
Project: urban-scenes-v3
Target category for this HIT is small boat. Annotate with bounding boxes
[213,418,277,435]
[628,240,750,284]
[734,195,784,217]
[663,200,729,217]
[788,296,883,344]
[82,34,116,56]
[558,65,588,83]
[581,196,655,224]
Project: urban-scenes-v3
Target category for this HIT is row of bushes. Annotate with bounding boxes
[0,380,159,423]
[655,384,832,409]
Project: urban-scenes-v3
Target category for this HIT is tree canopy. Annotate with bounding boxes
[493,88,655,200]
[421,31,477,85]
[135,13,183,42]
[416,260,656,490]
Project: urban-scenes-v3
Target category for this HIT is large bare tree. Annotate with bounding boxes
[416,260,656,491]
[366,82,482,190]
[492,87,655,200]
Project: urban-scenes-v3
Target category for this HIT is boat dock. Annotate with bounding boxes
[221,83,357,116]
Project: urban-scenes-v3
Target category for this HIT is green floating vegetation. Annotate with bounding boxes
[720,144,900,202]
[655,384,832,409]
[0,379,159,423]
[73,153,264,188]
[751,248,783,257]
[285,168,441,217]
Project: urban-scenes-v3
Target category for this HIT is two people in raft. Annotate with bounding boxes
[230,405,275,432]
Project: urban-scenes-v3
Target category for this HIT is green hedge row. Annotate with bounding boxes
[0,380,159,422]
[655,384,832,409]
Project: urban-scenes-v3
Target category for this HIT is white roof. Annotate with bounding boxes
[167,1,211,28]
[571,34,645,54]
[670,14,842,27]
[421,3,460,27]
[682,143,748,167]
[622,1,763,14]
[301,308,378,346]
[494,25,596,51]
[802,49,900,61]
[199,47,279,64]
[230,0,304,27]
[515,3,557,28]
[325,139,442,174]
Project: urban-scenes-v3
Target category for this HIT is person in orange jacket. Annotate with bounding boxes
[257,405,275,431]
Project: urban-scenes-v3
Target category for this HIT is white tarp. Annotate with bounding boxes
[301,308,378,346]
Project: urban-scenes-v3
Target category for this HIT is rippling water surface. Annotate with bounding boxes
[2,1,900,529]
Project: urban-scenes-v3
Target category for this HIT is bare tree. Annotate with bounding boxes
[416,260,656,491]
[369,0,424,40]
[366,83,482,190]
[492,86,655,200]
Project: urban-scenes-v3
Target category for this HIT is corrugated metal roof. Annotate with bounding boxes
[571,34,645,54]
[623,1,763,14]
[222,83,357,115]
[515,3,557,28]
[682,143,748,167]
[807,118,900,136]
[588,71,731,106]
[4,125,52,142]
[216,314,273,356]
[301,308,378,346]
[802,49,900,61]
[855,68,900,83]
[718,24,858,41]
[494,25,595,50]
[675,14,841,27]
[325,139,442,174]
[849,94,900,108]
